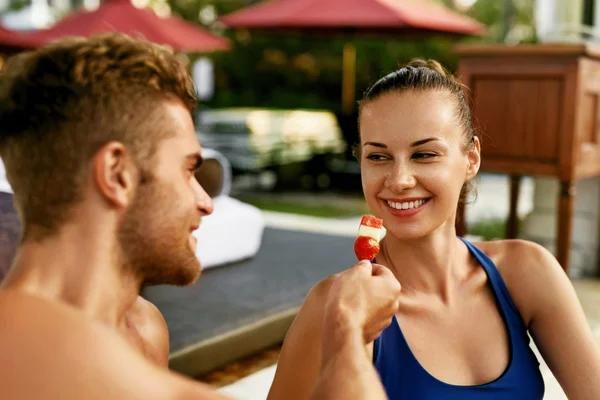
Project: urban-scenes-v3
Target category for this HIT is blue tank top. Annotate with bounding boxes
[373,238,545,399]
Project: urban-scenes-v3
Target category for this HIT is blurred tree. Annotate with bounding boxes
[0,0,30,14]
[464,0,535,44]
[162,0,534,152]
[167,0,256,24]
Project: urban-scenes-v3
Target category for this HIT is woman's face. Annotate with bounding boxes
[358,90,480,239]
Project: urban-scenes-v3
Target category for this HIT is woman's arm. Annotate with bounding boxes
[310,317,385,400]
[267,276,334,400]
[507,240,600,398]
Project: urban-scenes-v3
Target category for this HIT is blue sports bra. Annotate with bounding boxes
[373,238,545,399]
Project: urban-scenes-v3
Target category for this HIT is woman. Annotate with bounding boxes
[268,60,600,399]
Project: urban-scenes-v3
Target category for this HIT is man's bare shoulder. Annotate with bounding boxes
[125,296,170,366]
[0,290,229,400]
[0,288,88,333]
[129,296,169,336]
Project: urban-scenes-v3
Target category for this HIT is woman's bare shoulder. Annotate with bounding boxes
[469,238,562,325]
[470,238,554,273]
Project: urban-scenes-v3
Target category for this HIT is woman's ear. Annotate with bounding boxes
[466,136,481,182]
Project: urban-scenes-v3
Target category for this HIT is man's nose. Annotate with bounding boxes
[195,181,214,216]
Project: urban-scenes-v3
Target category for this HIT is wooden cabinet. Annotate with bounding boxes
[454,43,600,273]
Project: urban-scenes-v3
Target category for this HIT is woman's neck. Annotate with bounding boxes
[380,222,469,303]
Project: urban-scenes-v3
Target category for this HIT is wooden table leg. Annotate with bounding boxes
[456,201,467,237]
[506,175,522,239]
[557,180,575,274]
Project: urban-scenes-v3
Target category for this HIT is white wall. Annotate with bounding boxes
[535,0,587,42]
[0,0,10,13]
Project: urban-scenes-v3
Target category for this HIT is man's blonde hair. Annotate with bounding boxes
[0,33,197,240]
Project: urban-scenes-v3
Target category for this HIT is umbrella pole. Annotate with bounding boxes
[342,42,356,115]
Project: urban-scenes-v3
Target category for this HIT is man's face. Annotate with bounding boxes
[118,101,213,287]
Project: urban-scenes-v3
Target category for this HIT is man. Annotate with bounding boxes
[0,33,400,399]
[0,158,170,367]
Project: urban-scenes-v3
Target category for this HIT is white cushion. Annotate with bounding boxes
[0,158,13,194]
[193,148,264,269]
[193,195,264,270]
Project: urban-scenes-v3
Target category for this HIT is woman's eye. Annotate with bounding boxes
[366,154,388,161]
[413,153,437,160]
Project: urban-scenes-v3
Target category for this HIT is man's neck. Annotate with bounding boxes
[1,222,141,328]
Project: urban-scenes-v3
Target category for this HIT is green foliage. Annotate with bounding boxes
[469,219,508,241]
[1,0,30,13]
[203,32,464,113]
[167,0,250,24]
[163,0,535,113]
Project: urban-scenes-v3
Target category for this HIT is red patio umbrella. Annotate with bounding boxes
[220,0,485,113]
[27,0,230,53]
[0,24,43,53]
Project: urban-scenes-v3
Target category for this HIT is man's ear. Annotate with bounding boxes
[93,142,137,208]
[466,136,481,182]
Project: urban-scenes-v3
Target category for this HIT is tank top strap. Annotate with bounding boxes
[458,237,523,325]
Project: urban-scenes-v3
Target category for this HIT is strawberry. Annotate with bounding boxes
[354,236,380,261]
[360,215,383,229]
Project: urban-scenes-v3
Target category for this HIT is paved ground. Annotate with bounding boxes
[144,228,358,354]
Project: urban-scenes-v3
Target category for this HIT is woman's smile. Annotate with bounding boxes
[383,197,432,217]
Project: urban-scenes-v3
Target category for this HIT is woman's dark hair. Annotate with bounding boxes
[355,58,478,207]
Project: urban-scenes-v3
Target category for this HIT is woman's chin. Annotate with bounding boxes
[384,226,430,241]
[383,218,458,241]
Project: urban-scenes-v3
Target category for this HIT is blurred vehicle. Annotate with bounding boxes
[196,108,347,190]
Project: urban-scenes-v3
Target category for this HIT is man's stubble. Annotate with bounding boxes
[117,176,201,288]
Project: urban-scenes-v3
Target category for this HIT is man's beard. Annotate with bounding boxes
[117,180,201,288]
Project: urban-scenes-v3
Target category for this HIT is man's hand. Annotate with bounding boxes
[324,260,401,345]
[308,261,399,400]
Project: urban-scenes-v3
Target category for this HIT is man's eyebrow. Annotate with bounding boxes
[187,153,204,170]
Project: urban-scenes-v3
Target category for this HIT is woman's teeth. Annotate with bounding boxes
[386,199,427,210]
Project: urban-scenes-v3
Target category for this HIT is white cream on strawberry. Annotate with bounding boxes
[357,225,382,242]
